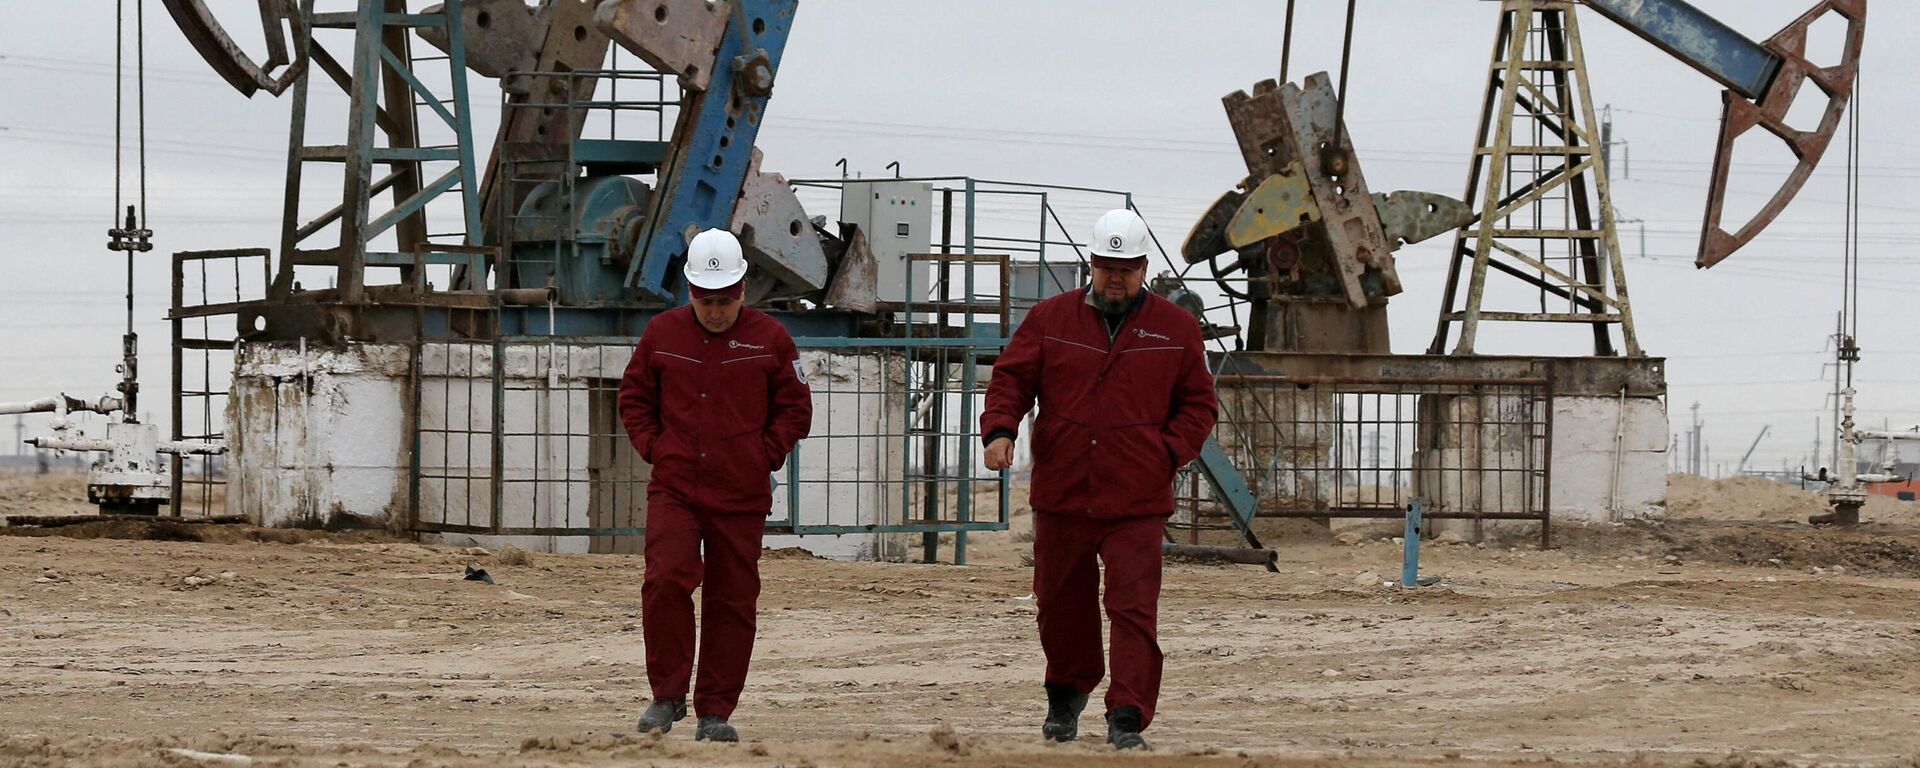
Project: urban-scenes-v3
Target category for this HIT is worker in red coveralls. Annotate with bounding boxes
[980,209,1219,751]
[618,228,813,743]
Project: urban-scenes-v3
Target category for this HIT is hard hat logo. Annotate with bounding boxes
[1109,235,1124,251]
[708,257,721,270]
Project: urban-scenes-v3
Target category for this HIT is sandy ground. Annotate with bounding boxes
[4,474,1920,767]
[0,474,96,519]
[1666,474,1920,525]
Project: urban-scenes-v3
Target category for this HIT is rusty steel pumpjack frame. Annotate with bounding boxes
[1433,0,1866,355]
[1175,0,1864,545]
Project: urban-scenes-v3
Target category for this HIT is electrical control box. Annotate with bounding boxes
[840,180,932,303]
[1009,261,1086,328]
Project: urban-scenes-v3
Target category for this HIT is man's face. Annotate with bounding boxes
[1091,260,1147,305]
[694,294,744,333]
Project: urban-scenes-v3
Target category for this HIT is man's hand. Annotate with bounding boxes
[984,437,1014,471]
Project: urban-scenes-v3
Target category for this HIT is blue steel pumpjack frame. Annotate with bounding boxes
[624,0,797,302]
[167,3,1269,554]
[278,0,487,301]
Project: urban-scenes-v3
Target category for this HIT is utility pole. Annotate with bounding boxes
[1811,417,1822,474]
[12,414,21,458]
[1827,312,1847,471]
[1611,212,1646,260]
[1602,108,1645,262]
[1600,103,1630,182]
[1687,402,1703,476]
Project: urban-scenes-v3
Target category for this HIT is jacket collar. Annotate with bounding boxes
[679,303,762,339]
[1082,285,1147,317]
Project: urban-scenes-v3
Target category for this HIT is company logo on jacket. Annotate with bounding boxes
[728,340,766,350]
[1134,328,1170,341]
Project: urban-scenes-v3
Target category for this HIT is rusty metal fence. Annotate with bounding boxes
[409,340,646,539]
[1176,374,1554,545]
[169,248,270,518]
[404,334,1009,552]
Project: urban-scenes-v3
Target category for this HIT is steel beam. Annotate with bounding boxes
[1582,0,1781,99]
[612,0,799,302]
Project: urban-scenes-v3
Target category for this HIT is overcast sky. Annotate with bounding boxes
[3,0,1916,472]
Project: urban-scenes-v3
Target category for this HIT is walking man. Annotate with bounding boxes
[618,228,813,742]
[980,209,1219,750]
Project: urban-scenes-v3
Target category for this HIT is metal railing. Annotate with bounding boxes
[1174,374,1554,546]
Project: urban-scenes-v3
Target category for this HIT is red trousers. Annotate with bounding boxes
[1032,511,1166,728]
[641,494,765,720]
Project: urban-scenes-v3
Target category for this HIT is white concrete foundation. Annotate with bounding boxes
[228,342,926,559]
[1548,395,1669,522]
[226,344,411,528]
[1215,386,1338,511]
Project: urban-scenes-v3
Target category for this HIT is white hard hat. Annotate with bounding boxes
[684,228,748,290]
[1088,208,1151,260]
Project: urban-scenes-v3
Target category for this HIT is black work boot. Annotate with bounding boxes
[1105,705,1148,750]
[694,715,739,743]
[1041,683,1089,742]
[635,697,687,734]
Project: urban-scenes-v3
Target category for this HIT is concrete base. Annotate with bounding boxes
[1415,392,1534,518]
[225,344,410,529]
[1549,395,1668,522]
[1212,351,1670,539]
[226,341,927,560]
[1265,300,1392,354]
[1423,393,1668,541]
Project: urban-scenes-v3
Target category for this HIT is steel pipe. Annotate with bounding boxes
[498,287,556,306]
[0,394,125,416]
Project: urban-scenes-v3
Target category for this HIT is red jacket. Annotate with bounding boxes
[618,306,813,514]
[981,288,1219,518]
